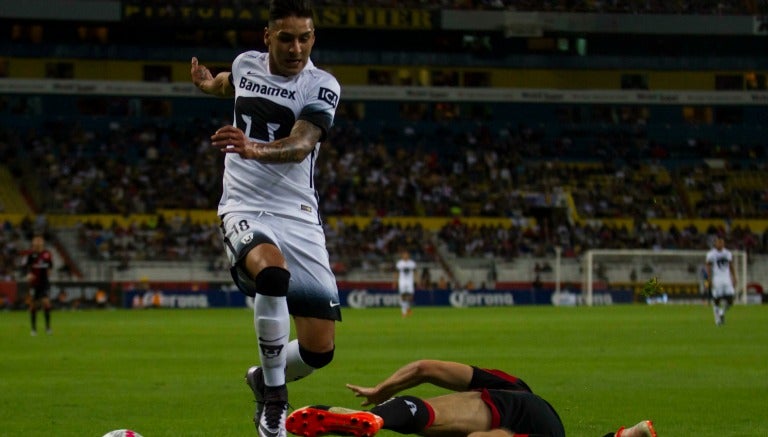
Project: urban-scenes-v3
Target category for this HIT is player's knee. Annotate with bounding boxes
[299,344,334,369]
[254,266,290,297]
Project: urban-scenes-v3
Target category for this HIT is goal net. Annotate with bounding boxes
[582,249,748,306]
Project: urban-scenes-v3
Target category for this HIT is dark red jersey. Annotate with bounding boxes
[469,367,532,393]
[25,250,53,287]
[470,367,564,437]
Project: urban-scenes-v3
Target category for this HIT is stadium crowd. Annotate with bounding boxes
[2,107,767,272]
[0,215,50,282]
[7,113,766,220]
[122,0,761,15]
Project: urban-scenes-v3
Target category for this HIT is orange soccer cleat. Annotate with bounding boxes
[616,420,658,437]
[287,406,384,437]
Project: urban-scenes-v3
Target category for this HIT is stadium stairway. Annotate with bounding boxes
[0,166,32,215]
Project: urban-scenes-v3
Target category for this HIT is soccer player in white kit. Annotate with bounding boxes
[394,250,417,317]
[190,1,341,436]
[705,237,737,326]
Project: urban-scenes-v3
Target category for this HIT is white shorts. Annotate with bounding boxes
[221,212,340,320]
[398,285,415,295]
[711,278,735,299]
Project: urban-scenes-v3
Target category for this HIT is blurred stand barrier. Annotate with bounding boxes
[7,281,634,310]
[7,279,764,310]
[119,285,631,309]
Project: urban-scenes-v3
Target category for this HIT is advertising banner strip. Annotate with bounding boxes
[2,79,767,105]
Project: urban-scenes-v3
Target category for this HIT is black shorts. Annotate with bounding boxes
[480,389,565,437]
[30,286,50,301]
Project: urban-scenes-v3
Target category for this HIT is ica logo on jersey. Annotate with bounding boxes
[318,87,338,108]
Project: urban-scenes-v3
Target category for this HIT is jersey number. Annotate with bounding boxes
[231,220,250,236]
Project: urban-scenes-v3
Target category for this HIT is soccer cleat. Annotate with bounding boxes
[246,366,266,425]
[259,385,289,437]
[715,310,725,326]
[286,406,384,437]
[615,420,657,437]
[30,330,37,336]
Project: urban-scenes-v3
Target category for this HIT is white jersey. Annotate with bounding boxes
[706,248,733,283]
[396,259,417,293]
[219,51,341,224]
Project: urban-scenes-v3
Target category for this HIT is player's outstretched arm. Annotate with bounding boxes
[346,360,474,406]
[191,57,234,97]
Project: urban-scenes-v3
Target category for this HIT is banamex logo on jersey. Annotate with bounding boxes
[318,87,339,107]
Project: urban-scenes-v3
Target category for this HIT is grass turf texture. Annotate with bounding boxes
[1,305,766,436]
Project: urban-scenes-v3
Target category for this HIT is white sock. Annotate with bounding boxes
[285,340,315,382]
[255,294,290,387]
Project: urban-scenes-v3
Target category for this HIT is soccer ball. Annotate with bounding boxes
[101,430,144,437]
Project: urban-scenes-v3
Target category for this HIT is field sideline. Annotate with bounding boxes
[1,305,766,436]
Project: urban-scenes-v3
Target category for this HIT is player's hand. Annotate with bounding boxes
[345,384,388,407]
[191,57,215,92]
[210,125,256,159]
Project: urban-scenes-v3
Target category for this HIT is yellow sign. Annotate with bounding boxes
[122,6,434,30]
[123,5,267,22]
[315,7,434,29]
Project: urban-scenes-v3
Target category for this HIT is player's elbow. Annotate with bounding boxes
[411,359,445,380]
[288,142,316,162]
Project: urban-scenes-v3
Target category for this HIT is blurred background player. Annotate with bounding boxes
[705,237,737,326]
[286,359,656,437]
[394,250,416,317]
[190,1,342,436]
[24,235,54,335]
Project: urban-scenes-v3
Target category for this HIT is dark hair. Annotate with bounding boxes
[269,0,314,23]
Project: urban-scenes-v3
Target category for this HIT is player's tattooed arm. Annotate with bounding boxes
[210,120,321,163]
[249,120,322,163]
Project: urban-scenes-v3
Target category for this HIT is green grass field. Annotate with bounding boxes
[1,304,767,437]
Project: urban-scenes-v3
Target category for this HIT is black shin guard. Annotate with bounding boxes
[370,396,432,434]
[299,344,335,369]
[254,266,290,297]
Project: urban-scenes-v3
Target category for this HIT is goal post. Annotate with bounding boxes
[582,249,748,306]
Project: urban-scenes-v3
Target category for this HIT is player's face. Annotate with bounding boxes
[32,236,44,252]
[264,16,315,77]
[715,238,724,250]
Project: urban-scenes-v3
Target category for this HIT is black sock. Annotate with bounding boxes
[30,310,37,331]
[44,309,50,329]
[370,396,432,434]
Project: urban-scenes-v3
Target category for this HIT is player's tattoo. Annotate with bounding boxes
[252,120,320,163]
